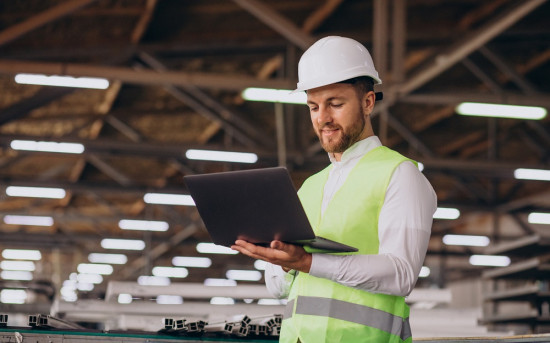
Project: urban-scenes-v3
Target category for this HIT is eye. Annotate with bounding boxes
[308,106,318,112]
[331,103,343,108]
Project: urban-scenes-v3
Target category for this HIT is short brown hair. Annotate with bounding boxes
[338,76,375,97]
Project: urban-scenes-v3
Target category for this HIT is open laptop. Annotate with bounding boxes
[184,167,357,253]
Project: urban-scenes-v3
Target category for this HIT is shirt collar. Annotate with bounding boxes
[328,136,382,165]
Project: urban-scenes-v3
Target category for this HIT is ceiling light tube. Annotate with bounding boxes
[2,249,41,260]
[6,186,66,199]
[514,168,550,181]
[15,73,109,89]
[157,295,183,305]
[456,102,547,120]
[1,270,33,281]
[118,219,169,232]
[196,242,238,255]
[0,261,35,271]
[143,193,195,206]
[469,255,510,267]
[0,289,27,304]
[152,266,189,278]
[433,207,460,220]
[442,234,490,247]
[242,87,307,104]
[528,212,550,225]
[77,263,113,275]
[419,266,430,278]
[172,256,212,268]
[100,238,145,251]
[10,140,85,154]
[88,253,127,264]
[3,215,54,226]
[185,149,258,163]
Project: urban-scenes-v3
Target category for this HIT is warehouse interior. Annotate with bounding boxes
[0,0,550,341]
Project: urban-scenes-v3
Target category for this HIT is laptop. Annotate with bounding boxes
[184,167,357,253]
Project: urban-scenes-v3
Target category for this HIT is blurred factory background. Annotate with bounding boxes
[0,0,549,339]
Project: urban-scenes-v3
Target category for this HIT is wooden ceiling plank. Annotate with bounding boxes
[0,0,99,47]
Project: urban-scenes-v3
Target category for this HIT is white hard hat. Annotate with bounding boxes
[294,36,381,92]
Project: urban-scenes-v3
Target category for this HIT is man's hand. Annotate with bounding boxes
[231,240,312,273]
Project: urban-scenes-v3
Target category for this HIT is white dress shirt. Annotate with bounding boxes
[265,136,437,298]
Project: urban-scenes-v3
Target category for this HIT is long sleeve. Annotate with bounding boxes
[308,161,437,296]
[264,262,295,299]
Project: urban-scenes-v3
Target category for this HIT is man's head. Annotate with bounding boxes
[296,36,380,160]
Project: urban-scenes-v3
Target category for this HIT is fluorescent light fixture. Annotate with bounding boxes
[433,207,460,220]
[77,263,113,275]
[254,260,267,271]
[101,238,145,250]
[2,249,41,260]
[419,266,430,278]
[514,168,550,181]
[226,269,262,281]
[118,293,132,304]
[443,234,490,247]
[10,140,85,154]
[15,73,109,89]
[6,186,66,199]
[3,215,54,226]
[204,278,237,287]
[1,289,27,304]
[61,288,77,302]
[156,295,183,305]
[1,270,33,281]
[137,275,171,286]
[196,242,238,255]
[88,253,127,265]
[152,266,189,278]
[143,193,195,206]
[210,297,235,305]
[528,212,550,225]
[172,256,212,268]
[77,283,94,292]
[186,149,258,163]
[118,219,169,232]
[469,255,511,267]
[242,87,306,104]
[456,102,547,120]
[0,260,35,271]
[258,298,286,305]
[417,162,425,172]
[76,273,103,284]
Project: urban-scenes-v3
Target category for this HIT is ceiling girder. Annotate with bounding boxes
[0,0,98,47]
[0,59,294,91]
[232,0,315,50]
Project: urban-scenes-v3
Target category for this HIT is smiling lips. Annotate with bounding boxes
[320,125,340,137]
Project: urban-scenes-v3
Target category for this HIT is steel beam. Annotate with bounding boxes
[0,0,98,47]
[232,0,314,50]
[394,0,546,97]
[399,91,550,108]
[0,59,294,91]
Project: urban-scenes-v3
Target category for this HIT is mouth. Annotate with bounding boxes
[320,127,339,137]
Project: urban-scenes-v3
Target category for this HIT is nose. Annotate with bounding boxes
[317,105,333,125]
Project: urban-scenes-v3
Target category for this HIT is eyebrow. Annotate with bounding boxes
[307,96,346,105]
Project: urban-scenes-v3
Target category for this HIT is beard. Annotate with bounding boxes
[316,110,366,154]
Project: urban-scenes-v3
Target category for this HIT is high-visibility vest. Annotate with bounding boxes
[280,146,414,343]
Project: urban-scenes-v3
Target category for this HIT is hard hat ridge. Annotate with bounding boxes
[294,36,381,92]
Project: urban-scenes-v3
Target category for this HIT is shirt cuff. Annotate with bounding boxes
[309,253,340,280]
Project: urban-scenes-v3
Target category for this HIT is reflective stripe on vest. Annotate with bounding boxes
[284,295,412,341]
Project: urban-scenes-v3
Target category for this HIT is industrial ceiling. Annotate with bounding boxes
[0,0,549,306]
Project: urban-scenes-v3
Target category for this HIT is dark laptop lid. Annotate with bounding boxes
[184,167,315,247]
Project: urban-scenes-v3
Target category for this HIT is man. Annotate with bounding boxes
[231,36,437,343]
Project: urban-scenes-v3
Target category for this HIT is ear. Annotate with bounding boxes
[362,91,376,116]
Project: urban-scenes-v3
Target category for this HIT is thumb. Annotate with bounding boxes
[270,240,286,250]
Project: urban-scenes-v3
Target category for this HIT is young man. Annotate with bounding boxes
[232,36,437,343]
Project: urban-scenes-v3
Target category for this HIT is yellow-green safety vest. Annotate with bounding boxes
[280,146,415,343]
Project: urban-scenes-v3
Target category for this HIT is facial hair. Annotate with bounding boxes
[316,108,366,154]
